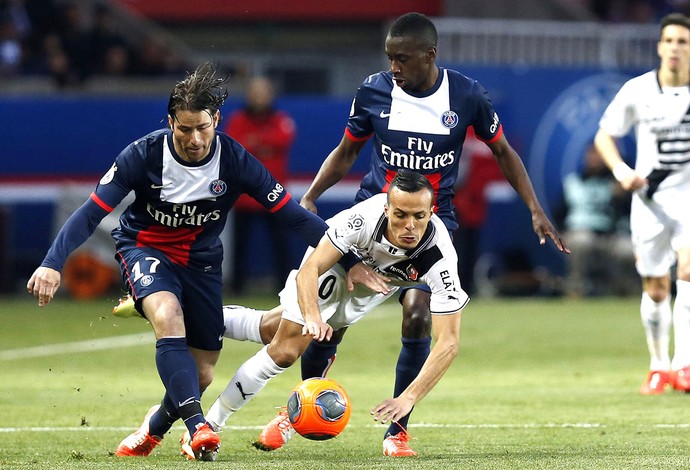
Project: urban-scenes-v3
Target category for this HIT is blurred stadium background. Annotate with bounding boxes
[0,0,672,298]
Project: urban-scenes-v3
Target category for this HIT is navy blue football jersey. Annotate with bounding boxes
[42,128,326,273]
[346,67,503,231]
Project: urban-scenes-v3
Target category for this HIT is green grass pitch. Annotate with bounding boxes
[1,294,689,469]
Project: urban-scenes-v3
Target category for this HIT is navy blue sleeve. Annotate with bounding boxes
[270,196,328,247]
[41,143,139,272]
[271,197,362,270]
[469,80,501,142]
[41,197,110,271]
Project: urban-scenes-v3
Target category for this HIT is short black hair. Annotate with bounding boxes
[389,12,438,49]
[168,62,229,119]
[388,169,434,202]
[660,13,690,38]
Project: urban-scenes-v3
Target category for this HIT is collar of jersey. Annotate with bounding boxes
[373,213,437,257]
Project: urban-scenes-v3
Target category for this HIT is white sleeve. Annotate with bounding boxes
[425,260,469,314]
[599,81,637,138]
[325,211,367,255]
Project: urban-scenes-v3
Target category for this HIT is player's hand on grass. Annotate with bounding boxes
[302,319,333,342]
[370,396,415,424]
[27,267,61,307]
[346,262,391,294]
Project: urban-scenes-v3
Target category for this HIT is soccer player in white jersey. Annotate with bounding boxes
[594,13,690,395]
[289,12,568,456]
[196,170,468,458]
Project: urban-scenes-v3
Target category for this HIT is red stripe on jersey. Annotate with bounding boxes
[479,124,503,145]
[135,225,203,267]
[383,169,441,212]
[115,250,138,301]
[381,169,396,193]
[269,192,292,213]
[90,192,114,212]
[345,127,373,143]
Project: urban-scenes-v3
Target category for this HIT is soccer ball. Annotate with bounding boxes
[286,377,351,440]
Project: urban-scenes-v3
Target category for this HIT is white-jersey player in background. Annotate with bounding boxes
[595,12,690,395]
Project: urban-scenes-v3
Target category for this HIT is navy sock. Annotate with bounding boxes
[155,337,204,434]
[300,339,340,379]
[148,393,180,439]
[385,336,431,437]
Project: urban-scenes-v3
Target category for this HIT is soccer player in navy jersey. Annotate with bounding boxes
[26,62,334,461]
[254,12,568,456]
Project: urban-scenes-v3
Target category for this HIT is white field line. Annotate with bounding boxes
[0,333,155,361]
[2,423,690,433]
[0,423,600,433]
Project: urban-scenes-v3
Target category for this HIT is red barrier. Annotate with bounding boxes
[115,0,441,21]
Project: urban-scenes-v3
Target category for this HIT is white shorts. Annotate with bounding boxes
[279,267,399,330]
[631,184,690,277]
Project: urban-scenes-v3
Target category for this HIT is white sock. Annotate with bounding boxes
[205,345,286,430]
[672,280,690,370]
[222,305,264,343]
[640,292,672,371]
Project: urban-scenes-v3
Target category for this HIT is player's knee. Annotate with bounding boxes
[268,346,301,369]
[401,303,432,338]
[643,277,670,303]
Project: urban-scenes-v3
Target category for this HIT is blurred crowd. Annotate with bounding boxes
[2,0,690,87]
[589,0,690,22]
[0,0,186,86]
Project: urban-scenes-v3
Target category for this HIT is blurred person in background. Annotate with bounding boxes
[224,76,297,294]
[88,4,131,76]
[561,144,635,298]
[26,62,334,461]
[594,13,690,395]
[256,12,567,457]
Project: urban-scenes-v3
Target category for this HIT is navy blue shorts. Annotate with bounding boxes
[115,246,224,351]
[398,284,432,304]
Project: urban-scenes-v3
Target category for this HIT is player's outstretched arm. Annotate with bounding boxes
[370,312,461,424]
[487,135,569,253]
[301,134,366,213]
[296,237,343,342]
[27,197,112,307]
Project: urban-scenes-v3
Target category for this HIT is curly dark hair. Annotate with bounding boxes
[167,62,229,119]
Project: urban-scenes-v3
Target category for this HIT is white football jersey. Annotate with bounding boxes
[599,70,690,193]
[279,193,468,330]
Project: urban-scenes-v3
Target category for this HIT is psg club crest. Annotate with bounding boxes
[441,110,459,129]
[208,179,227,196]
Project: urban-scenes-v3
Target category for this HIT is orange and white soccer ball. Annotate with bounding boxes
[286,377,351,440]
